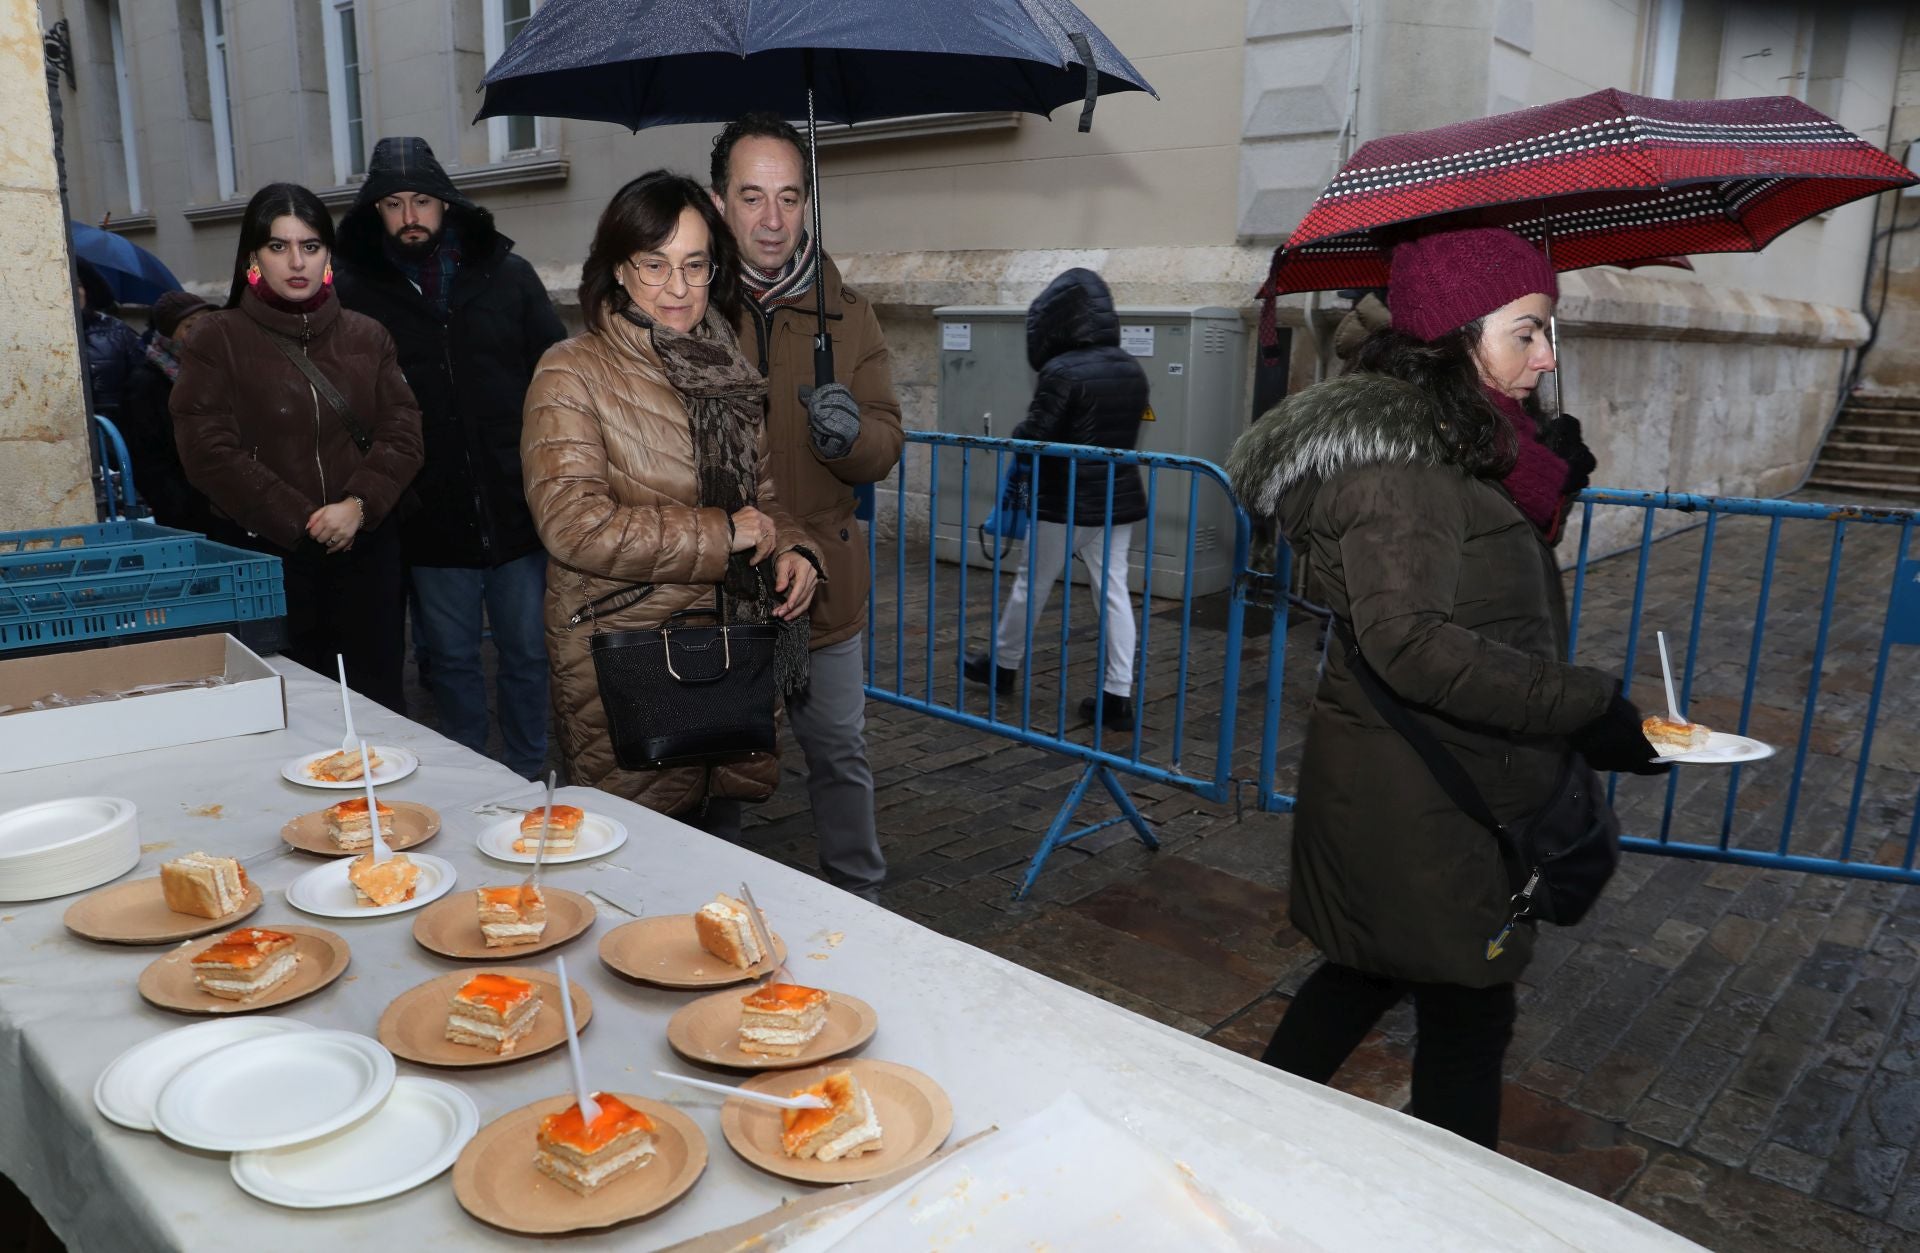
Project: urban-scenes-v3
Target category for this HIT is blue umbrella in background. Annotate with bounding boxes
[70,221,182,306]
[477,0,1156,518]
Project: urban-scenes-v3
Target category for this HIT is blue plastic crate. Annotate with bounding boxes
[0,521,204,585]
[0,523,286,654]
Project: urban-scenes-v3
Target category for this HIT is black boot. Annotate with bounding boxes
[1080,691,1135,731]
[963,650,1017,694]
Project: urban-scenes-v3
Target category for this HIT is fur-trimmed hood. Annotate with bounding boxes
[1226,372,1460,530]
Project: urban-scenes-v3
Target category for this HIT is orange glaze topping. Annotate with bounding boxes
[452,972,535,1015]
[192,927,293,968]
[328,797,394,818]
[520,804,584,834]
[741,983,827,1013]
[479,885,542,909]
[781,1072,855,1153]
[538,1094,654,1153]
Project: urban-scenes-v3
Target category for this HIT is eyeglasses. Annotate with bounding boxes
[626,257,715,287]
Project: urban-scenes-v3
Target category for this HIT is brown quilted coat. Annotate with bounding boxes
[521,312,807,815]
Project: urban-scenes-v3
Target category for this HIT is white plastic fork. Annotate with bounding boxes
[653,1070,828,1110]
[520,771,556,909]
[335,654,358,759]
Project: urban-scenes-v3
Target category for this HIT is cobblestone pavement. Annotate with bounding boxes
[411,500,1920,1253]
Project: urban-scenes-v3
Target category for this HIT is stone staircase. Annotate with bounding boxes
[1806,393,1920,504]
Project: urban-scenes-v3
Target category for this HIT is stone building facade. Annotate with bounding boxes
[29,0,1920,539]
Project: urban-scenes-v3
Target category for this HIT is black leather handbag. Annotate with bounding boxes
[1332,620,1621,944]
[578,582,778,771]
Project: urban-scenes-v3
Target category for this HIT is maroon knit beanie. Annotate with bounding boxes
[151,291,213,339]
[1388,227,1558,343]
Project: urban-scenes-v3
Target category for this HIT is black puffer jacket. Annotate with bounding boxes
[1010,268,1148,526]
[334,196,565,568]
[84,310,144,421]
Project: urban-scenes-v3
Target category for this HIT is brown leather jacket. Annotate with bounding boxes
[170,288,423,551]
[522,312,807,815]
[733,254,902,649]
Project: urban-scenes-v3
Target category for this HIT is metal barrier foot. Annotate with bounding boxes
[1013,764,1159,900]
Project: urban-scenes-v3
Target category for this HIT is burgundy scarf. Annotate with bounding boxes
[1488,387,1569,539]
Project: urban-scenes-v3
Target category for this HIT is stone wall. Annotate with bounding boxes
[0,0,93,531]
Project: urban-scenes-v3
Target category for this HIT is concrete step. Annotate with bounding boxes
[1808,457,1920,487]
[1803,476,1920,505]
[1843,393,1920,415]
[1820,441,1920,467]
[1829,423,1920,448]
[1839,408,1920,433]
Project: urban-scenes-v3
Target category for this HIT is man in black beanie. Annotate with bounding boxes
[334,136,566,776]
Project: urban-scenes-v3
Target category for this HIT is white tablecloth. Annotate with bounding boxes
[0,657,1699,1251]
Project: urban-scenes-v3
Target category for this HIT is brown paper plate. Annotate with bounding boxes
[137,925,350,1015]
[598,915,787,988]
[411,887,597,960]
[666,988,877,1070]
[721,1059,952,1185]
[376,966,593,1068]
[281,801,441,856]
[64,875,264,945]
[452,1093,706,1235]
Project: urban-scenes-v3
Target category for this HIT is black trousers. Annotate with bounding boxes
[213,520,408,714]
[1261,961,1517,1149]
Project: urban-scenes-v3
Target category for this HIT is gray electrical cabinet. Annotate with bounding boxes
[930,305,1247,596]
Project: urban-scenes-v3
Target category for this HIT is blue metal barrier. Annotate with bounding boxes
[92,415,142,522]
[865,431,1252,897]
[1255,487,1920,885]
[868,436,1920,896]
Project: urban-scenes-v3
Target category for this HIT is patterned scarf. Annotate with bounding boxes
[738,230,818,311]
[619,305,811,695]
[144,334,180,381]
[387,223,462,317]
[1488,386,1571,539]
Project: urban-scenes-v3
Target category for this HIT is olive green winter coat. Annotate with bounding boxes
[1228,373,1616,986]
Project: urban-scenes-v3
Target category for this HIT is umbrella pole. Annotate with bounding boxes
[804,54,833,389]
[1544,235,1565,416]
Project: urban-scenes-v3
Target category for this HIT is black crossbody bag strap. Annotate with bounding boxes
[1332,619,1520,866]
[266,333,372,453]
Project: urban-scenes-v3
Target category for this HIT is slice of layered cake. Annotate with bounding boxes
[512,805,584,855]
[535,1094,656,1194]
[309,747,381,782]
[348,851,420,907]
[325,797,395,851]
[694,893,763,970]
[191,927,300,1001]
[738,983,829,1057]
[160,851,250,919]
[477,886,548,947]
[444,972,543,1055]
[781,1070,883,1162]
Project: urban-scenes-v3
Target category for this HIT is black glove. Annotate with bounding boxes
[1570,689,1670,776]
[1547,413,1598,496]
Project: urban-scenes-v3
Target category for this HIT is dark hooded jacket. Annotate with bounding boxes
[1226,372,1616,987]
[1010,269,1149,527]
[333,140,566,568]
[83,309,144,420]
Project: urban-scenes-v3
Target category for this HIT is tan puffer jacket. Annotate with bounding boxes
[522,312,807,816]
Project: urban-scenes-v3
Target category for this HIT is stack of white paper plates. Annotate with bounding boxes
[0,797,139,902]
[152,1029,396,1152]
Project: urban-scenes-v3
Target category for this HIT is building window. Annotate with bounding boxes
[321,0,366,182]
[106,0,142,212]
[201,0,236,198]
[1643,0,1725,100]
[483,0,542,160]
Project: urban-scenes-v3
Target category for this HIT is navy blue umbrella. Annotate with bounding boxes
[477,0,1155,389]
[70,221,182,306]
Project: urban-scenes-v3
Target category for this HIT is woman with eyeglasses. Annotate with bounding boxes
[522,170,819,831]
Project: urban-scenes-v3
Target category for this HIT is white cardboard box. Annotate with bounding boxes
[0,634,287,773]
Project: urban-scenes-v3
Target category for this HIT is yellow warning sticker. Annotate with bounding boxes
[1142,404,1157,422]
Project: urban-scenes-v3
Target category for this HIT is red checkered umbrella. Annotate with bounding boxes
[1257,88,1916,353]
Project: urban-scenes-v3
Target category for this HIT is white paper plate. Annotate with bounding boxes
[281,747,420,790]
[230,1076,478,1208]
[284,853,457,919]
[0,796,140,902]
[476,812,628,865]
[153,1029,395,1152]
[1656,730,1777,765]
[96,1018,315,1132]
